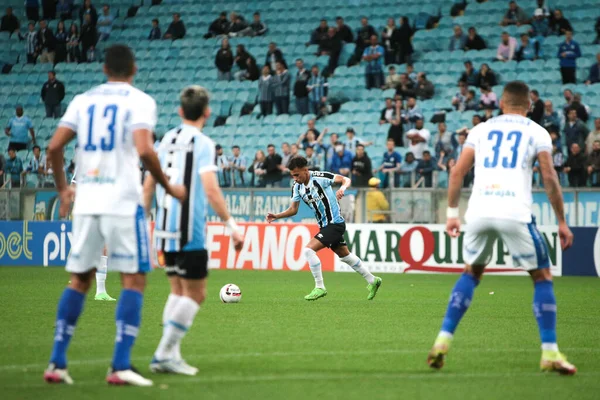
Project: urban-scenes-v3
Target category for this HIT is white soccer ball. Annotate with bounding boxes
[220,284,242,303]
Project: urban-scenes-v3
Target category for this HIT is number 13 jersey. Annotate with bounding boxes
[465,114,552,224]
[59,82,157,216]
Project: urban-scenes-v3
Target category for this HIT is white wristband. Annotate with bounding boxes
[225,218,239,233]
[446,207,459,219]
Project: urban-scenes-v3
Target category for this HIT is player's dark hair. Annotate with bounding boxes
[104,44,135,78]
[180,85,210,121]
[287,156,308,170]
[502,80,530,110]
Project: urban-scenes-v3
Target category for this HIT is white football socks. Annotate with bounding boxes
[340,253,375,284]
[303,248,325,289]
[155,296,200,361]
[162,294,182,360]
[95,256,108,295]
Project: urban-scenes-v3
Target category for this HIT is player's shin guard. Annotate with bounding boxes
[95,256,108,295]
[439,273,479,337]
[303,247,325,289]
[162,294,182,359]
[154,296,199,361]
[112,289,143,371]
[340,253,375,284]
[533,280,558,351]
[50,288,85,368]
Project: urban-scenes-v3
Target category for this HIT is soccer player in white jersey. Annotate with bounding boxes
[143,86,244,375]
[43,45,186,387]
[427,81,576,375]
[70,168,115,301]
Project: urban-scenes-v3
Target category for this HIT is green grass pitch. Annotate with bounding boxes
[1,267,599,400]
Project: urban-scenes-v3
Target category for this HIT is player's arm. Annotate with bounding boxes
[446,146,475,237]
[47,126,76,217]
[538,151,573,250]
[142,174,156,216]
[333,173,351,200]
[266,201,300,222]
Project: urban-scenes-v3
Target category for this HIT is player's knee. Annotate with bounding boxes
[121,273,147,292]
[69,271,94,293]
[529,268,552,282]
[303,247,318,264]
[465,265,485,280]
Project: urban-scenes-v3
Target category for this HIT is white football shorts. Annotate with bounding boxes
[66,206,151,274]
[463,217,550,270]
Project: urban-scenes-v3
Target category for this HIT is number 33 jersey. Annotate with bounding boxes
[465,114,552,224]
[58,82,157,216]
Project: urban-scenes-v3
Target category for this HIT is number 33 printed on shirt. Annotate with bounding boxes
[483,130,522,169]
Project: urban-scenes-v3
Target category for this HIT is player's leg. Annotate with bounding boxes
[303,237,328,300]
[45,216,103,384]
[94,246,116,301]
[333,244,382,300]
[428,219,496,369]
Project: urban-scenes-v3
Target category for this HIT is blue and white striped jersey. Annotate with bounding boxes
[291,171,344,228]
[154,123,217,252]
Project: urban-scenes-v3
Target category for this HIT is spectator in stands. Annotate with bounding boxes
[249,12,267,36]
[335,16,353,43]
[464,89,478,111]
[417,151,435,188]
[585,53,600,85]
[258,65,274,116]
[215,144,231,187]
[365,178,389,222]
[406,118,430,160]
[79,0,97,26]
[465,27,486,51]
[80,13,97,62]
[330,142,353,177]
[351,144,373,187]
[229,13,249,37]
[415,72,434,100]
[307,65,328,116]
[305,146,320,171]
[57,0,73,21]
[373,138,401,188]
[564,143,587,187]
[380,98,403,147]
[229,145,247,187]
[205,12,229,38]
[41,71,65,119]
[526,90,544,124]
[453,130,468,161]
[452,81,469,111]
[501,1,528,26]
[25,145,44,177]
[324,132,338,170]
[479,84,497,109]
[293,59,310,115]
[215,38,234,81]
[558,30,581,84]
[148,18,161,40]
[37,20,56,64]
[362,34,385,89]
[448,25,467,51]
[405,63,417,83]
[403,97,422,131]
[396,73,416,99]
[399,152,417,187]
[274,61,290,115]
[26,22,39,64]
[319,27,342,74]
[496,32,517,62]
[97,4,113,41]
[476,63,497,88]
[66,23,80,62]
[5,106,35,151]
[4,147,23,188]
[595,17,600,44]
[482,104,497,122]
[265,42,286,72]
[516,33,540,61]
[279,142,292,186]
[263,144,283,187]
[298,128,324,154]
[542,100,562,133]
[310,19,329,47]
[433,122,455,163]
[26,0,40,22]
[249,150,266,187]
[350,16,376,65]
[381,18,396,65]
[588,140,600,186]
[54,21,68,64]
[530,8,551,38]
[164,13,186,40]
[460,61,478,87]
[586,118,600,154]
[450,0,467,17]
[391,16,413,65]
[550,141,565,183]
[571,93,589,123]
[233,45,253,80]
[344,128,372,155]
[472,114,482,127]
[550,9,572,36]
[383,66,401,90]
[564,108,589,152]
[1,7,19,36]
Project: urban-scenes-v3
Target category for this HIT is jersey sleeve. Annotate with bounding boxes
[196,137,218,175]
[314,171,335,188]
[26,117,33,129]
[130,94,157,132]
[58,96,80,131]
[291,183,301,202]
[535,127,552,154]
[465,126,479,149]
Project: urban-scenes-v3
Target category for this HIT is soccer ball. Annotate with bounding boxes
[220,284,242,303]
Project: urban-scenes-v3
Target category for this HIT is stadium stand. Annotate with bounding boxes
[1,0,599,189]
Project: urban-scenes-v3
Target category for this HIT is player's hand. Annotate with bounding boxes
[58,186,75,219]
[446,217,461,238]
[558,222,574,250]
[265,213,277,223]
[336,188,345,200]
[231,230,244,251]
[168,184,187,202]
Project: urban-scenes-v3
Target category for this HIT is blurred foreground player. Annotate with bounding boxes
[427,81,576,375]
[43,44,186,386]
[266,156,382,301]
[144,86,244,375]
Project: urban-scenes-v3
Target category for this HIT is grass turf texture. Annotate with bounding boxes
[1,267,599,400]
